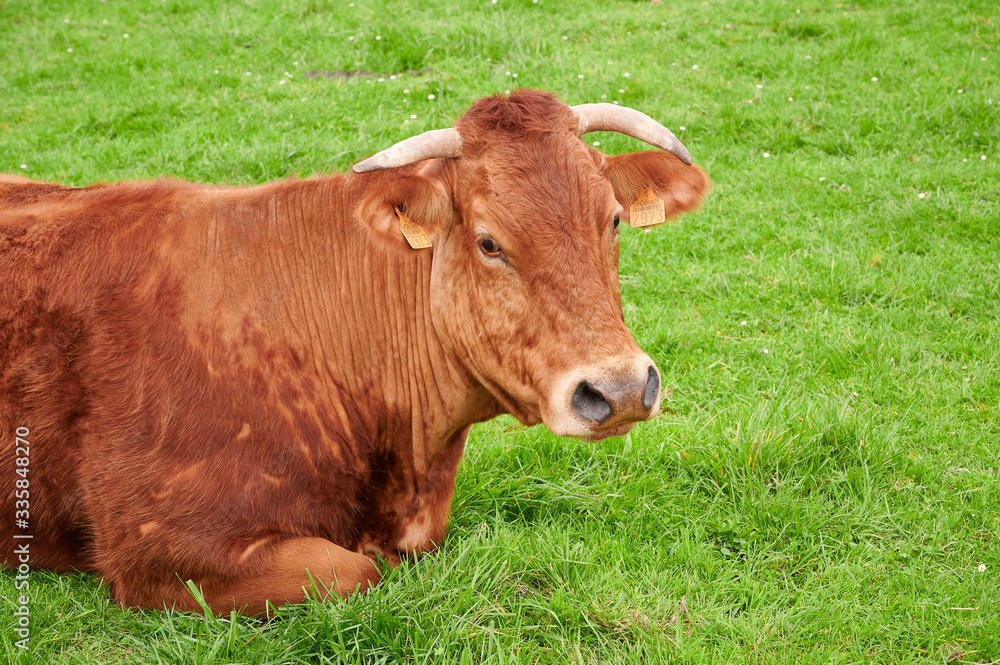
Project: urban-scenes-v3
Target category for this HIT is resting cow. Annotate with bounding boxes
[1,90,708,614]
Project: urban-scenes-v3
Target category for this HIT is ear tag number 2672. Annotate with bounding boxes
[395,206,432,249]
[628,187,666,228]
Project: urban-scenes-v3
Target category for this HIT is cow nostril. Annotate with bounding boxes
[643,366,660,411]
[571,381,612,423]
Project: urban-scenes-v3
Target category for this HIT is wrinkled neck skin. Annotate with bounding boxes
[183,175,500,559]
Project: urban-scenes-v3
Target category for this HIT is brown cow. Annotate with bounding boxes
[1,90,708,615]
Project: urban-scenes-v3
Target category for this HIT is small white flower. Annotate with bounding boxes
[618,88,624,93]
[679,126,686,131]
[819,177,825,181]
[613,100,619,105]
[505,90,510,94]
[279,79,287,85]
[958,89,963,93]
[578,74,584,79]
[20,164,27,169]
[805,85,810,89]
[103,19,108,24]
[245,72,251,76]
[740,321,747,326]
[763,152,770,157]
[378,78,384,82]
[593,141,600,146]
[428,94,435,99]
[403,89,410,94]
[293,61,298,65]
[403,120,410,125]
[918,193,926,199]
[756,84,763,89]
[963,158,968,163]
[505,71,510,75]
[805,55,812,60]
[562,35,568,40]
[788,96,794,101]
[692,65,699,70]
[492,0,497,4]
[607,60,613,65]
[979,564,987,572]
[214,69,219,74]
[623,72,630,77]
[64,18,70,24]
[123,33,129,38]
[853,392,859,396]
[410,114,417,119]
[871,77,878,82]
[375,35,381,40]
[348,36,354,40]
[601,94,607,99]
[982,155,987,160]
[389,75,396,80]
[512,73,518,78]
[763,348,769,354]
[67,48,73,53]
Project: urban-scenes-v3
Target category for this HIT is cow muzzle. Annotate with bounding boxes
[544,356,661,441]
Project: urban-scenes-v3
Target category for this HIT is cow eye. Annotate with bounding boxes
[479,236,502,258]
[613,215,620,230]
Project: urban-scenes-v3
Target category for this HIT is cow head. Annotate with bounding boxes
[354,90,708,441]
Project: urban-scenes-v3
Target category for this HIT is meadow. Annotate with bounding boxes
[1,0,998,662]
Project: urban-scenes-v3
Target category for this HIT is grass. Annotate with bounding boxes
[2,0,998,662]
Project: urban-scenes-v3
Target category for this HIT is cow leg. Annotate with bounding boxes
[206,537,381,615]
[121,537,382,616]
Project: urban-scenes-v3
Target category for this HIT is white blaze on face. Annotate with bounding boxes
[542,353,661,441]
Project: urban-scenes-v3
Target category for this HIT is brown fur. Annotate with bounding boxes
[1,90,708,614]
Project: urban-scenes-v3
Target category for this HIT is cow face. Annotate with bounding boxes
[356,91,709,441]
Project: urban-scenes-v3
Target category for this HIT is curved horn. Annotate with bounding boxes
[571,103,692,165]
[352,128,463,173]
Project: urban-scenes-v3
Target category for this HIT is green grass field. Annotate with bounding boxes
[2,0,998,662]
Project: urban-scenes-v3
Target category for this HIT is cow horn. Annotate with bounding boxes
[352,128,463,173]
[572,103,692,165]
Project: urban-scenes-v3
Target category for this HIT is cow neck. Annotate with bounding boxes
[254,176,492,485]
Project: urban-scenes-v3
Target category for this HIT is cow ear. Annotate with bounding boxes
[602,151,710,226]
[355,171,454,248]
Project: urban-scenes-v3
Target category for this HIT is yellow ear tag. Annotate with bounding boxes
[395,206,432,249]
[628,187,666,228]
